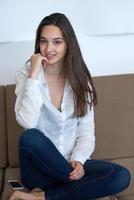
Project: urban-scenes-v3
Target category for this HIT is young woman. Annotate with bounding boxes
[9,13,130,200]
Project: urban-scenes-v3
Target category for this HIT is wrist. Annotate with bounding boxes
[71,160,83,166]
[29,71,39,80]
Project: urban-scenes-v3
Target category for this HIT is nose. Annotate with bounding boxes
[45,42,53,52]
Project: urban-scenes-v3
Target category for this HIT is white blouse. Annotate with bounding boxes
[15,65,95,164]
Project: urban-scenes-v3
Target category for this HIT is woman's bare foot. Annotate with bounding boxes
[8,190,45,200]
[31,187,44,193]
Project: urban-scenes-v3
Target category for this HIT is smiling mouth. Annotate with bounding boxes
[45,54,56,59]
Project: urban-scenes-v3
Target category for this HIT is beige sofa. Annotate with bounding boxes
[0,74,134,200]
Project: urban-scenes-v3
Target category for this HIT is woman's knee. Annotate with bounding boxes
[115,164,131,190]
[19,128,47,148]
[109,162,131,194]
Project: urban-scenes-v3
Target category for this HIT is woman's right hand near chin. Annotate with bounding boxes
[29,53,48,79]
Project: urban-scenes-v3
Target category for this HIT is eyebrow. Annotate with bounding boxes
[40,36,64,40]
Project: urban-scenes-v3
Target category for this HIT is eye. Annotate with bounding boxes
[53,40,62,45]
[40,39,47,44]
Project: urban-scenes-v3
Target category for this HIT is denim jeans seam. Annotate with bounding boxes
[20,146,69,182]
[46,163,114,200]
[46,180,89,200]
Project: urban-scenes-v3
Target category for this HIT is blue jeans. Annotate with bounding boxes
[19,128,131,200]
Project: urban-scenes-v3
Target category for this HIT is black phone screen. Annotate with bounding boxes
[10,181,22,187]
[8,181,23,188]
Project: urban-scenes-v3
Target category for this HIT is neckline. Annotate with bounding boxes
[40,68,67,113]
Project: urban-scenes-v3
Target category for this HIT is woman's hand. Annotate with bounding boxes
[69,161,85,181]
[29,53,48,79]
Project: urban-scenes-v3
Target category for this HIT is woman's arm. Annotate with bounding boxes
[70,105,95,165]
[14,69,43,129]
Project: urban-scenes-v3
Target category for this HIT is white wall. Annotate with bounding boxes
[0,0,134,85]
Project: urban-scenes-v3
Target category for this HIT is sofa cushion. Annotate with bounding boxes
[93,74,134,160]
[0,86,7,168]
[98,198,115,200]
[1,167,20,200]
[97,197,118,199]
[118,196,134,200]
[5,85,23,167]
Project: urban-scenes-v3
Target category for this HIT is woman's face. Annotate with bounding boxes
[39,25,67,66]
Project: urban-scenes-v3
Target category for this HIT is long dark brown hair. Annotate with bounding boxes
[34,13,97,117]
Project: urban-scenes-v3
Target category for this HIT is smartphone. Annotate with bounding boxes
[7,180,24,190]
